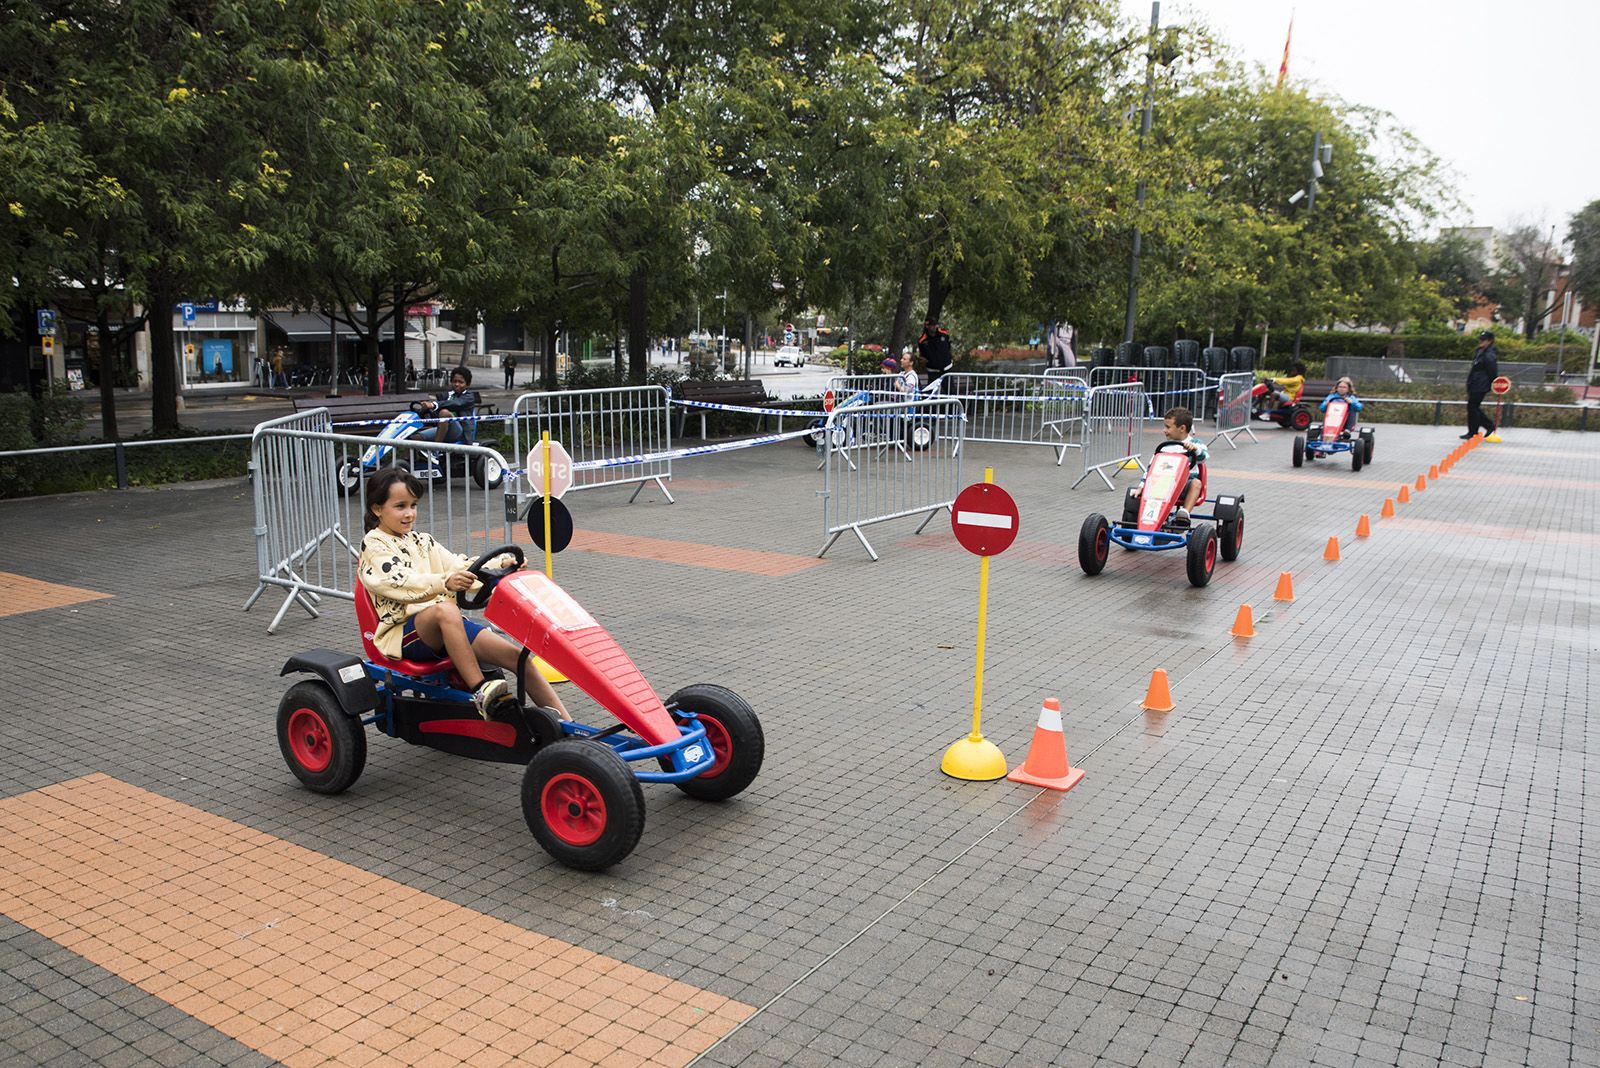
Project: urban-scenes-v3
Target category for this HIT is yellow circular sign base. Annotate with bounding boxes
[940,736,1007,781]
[1119,458,1142,470]
[1484,433,1503,443]
[535,657,568,684]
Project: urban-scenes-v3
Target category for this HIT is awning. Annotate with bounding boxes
[263,311,364,339]
[405,327,466,343]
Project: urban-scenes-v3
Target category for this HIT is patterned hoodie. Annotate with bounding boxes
[357,528,486,658]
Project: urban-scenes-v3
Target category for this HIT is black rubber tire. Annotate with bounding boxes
[1186,522,1218,587]
[1078,514,1110,576]
[1291,408,1312,431]
[277,681,367,795]
[472,453,506,490]
[522,740,645,871]
[1220,510,1244,562]
[661,684,765,801]
[803,423,825,448]
[1364,435,1374,464]
[1292,436,1304,468]
[905,421,933,451]
[1351,441,1364,472]
[336,458,364,497]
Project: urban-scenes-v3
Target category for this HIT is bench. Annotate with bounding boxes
[677,379,778,439]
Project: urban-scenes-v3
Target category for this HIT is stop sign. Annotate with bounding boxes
[950,482,1020,556]
[1491,375,1512,396]
[525,438,574,498]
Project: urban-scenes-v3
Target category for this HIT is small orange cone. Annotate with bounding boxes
[1230,603,1256,638]
[1429,464,1439,479]
[1414,474,1427,491]
[1324,536,1341,561]
[1142,669,1175,713]
[1381,498,1396,518]
[1356,514,1371,538]
[1398,485,1411,503]
[1007,698,1084,792]
[1273,571,1295,601]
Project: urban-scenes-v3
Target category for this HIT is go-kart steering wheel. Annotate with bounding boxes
[410,399,435,416]
[1154,440,1191,454]
[457,544,525,610]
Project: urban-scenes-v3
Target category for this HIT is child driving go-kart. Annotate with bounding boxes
[1251,362,1312,430]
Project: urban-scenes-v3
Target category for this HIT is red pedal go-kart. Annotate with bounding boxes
[1251,381,1312,431]
[1077,441,1244,587]
[1292,397,1374,471]
[276,546,763,871]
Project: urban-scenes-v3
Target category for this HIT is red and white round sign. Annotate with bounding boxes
[823,389,836,413]
[950,482,1020,556]
[1491,375,1512,396]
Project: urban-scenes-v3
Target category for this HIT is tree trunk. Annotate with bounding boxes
[926,263,949,326]
[364,303,383,396]
[888,258,920,359]
[543,322,559,390]
[1229,318,1246,347]
[391,286,405,393]
[95,308,119,441]
[627,266,648,383]
[149,279,180,435]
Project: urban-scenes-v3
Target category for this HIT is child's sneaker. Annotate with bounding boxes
[472,678,511,719]
[1172,507,1190,526]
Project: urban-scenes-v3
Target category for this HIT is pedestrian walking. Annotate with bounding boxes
[1464,330,1498,439]
[502,351,516,390]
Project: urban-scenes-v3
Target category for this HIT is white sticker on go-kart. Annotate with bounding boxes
[684,744,707,764]
[339,664,366,683]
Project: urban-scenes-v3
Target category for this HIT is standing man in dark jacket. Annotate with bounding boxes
[917,318,952,384]
[1464,330,1498,439]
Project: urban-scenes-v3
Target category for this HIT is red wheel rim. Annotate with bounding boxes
[694,715,734,778]
[1095,526,1109,563]
[541,773,607,846]
[287,709,332,773]
[1234,520,1244,551]
[1205,536,1217,571]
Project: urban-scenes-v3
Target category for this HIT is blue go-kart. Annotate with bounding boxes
[334,399,505,495]
[1077,441,1245,587]
[276,545,764,870]
[802,387,932,451]
[1292,397,1374,471]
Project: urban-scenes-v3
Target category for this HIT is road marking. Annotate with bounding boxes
[0,774,752,1067]
[0,571,112,619]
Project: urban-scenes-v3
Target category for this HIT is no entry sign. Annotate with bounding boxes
[951,482,1019,556]
[823,389,836,413]
[1491,375,1512,396]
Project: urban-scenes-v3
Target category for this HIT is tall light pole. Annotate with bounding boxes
[1123,1,1161,346]
[1291,131,1331,361]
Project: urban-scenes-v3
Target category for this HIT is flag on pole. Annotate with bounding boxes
[1276,13,1294,90]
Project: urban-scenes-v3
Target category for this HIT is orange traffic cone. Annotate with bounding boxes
[1356,514,1371,538]
[1142,669,1175,713]
[1324,536,1341,561]
[1007,698,1084,792]
[1429,464,1439,479]
[1414,474,1427,492]
[1230,603,1256,638]
[1398,485,1411,503]
[1381,498,1396,519]
[1273,571,1295,601]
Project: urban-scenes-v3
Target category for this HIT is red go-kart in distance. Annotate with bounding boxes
[1293,397,1375,471]
[1251,381,1312,431]
[277,545,764,871]
[1078,441,1245,587]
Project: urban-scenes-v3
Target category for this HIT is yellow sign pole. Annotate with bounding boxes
[534,431,567,684]
[940,467,1007,781]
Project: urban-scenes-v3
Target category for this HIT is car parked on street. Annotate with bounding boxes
[773,345,807,367]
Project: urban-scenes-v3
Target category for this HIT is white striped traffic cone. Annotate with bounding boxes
[1006,698,1084,792]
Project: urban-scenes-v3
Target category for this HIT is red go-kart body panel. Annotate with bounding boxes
[1138,452,1203,530]
[484,571,678,747]
[1322,398,1349,437]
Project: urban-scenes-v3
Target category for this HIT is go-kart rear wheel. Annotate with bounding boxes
[1078,514,1111,576]
[1185,522,1218,587]
[1290,407,1312,431]
[522,740,644,871]
[472,453,505,490]
[336,458,364,496]
[277,681,366,795]
[1292,436,1305,468]
[662,684,765,801]
[1220,510,1244,562]
[1363,434,1375,464]
[905,421,933,451]
[1351,440,1364,472]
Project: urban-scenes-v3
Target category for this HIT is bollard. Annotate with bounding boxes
[114,442,129,490]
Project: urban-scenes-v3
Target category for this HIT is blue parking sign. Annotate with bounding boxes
[36,309,56,335]
[180,303,196,323]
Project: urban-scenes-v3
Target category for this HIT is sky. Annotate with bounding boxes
[1133,0,1600,240]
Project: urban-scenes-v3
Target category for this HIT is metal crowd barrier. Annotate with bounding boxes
[1072,382,1147,490]
[509,385,674,508]
[245,407,513,634]
[818,396,965,560]
[1089,365,1210,422]
[1210,372,1259,448]
[825,373,909,399]
[927,372,1088,465]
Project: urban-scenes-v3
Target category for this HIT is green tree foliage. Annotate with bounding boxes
[1567,200,1600,311]
[1484,224,1560,340]
[1417,231,1490,320]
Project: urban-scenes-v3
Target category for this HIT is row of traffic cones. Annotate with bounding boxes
[1006,433,1493,794]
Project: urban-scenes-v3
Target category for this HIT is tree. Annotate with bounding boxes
[1568,200,1600,312]
[1417,232,1490,321]
[1485,223,1560,339]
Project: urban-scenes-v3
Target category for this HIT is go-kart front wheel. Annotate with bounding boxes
[662,684,765,801]
[1078,514,1110,575]
[336,458,365,496]
[471,453,505,490]
[1351,440,1364,472]
[1292,436,1305,468]
[904,421,933,452]
[522,740,644,871]
[1219,509,1244,562]
[1186,522,1218,587]
[277,681,367,795]
[1290,407,1312,432]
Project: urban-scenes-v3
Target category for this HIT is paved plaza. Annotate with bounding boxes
[0,415,1595,1067]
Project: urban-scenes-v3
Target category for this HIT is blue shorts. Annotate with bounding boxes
[401,614,484,660]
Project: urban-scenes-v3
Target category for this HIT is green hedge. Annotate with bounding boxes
[1264,331,1593,374]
